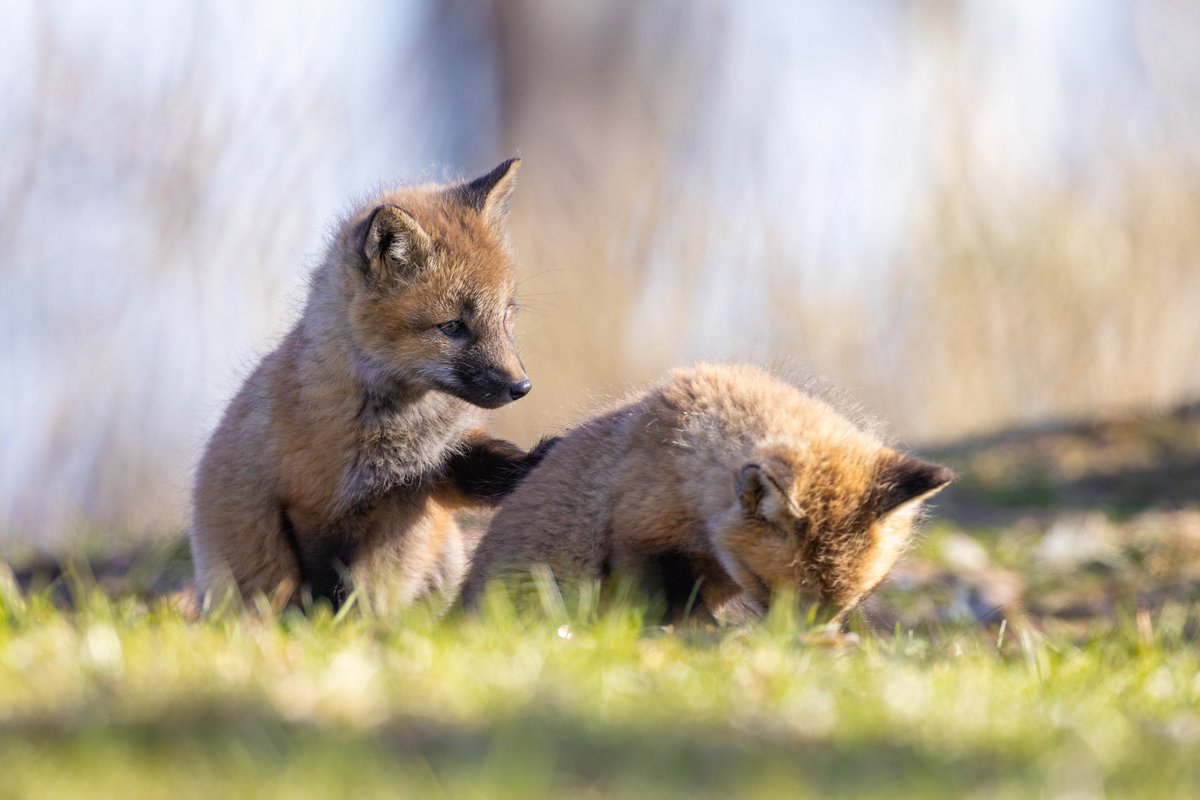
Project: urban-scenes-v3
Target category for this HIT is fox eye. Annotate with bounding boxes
[437,320,468,338]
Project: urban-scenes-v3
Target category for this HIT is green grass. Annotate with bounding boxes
[1,562,1199,799]
[10,396,1200,797]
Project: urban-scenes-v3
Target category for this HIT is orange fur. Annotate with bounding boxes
[192,160,542,609]
[464,363,952,621]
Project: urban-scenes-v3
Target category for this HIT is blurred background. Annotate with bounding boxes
[3,0,1200,546]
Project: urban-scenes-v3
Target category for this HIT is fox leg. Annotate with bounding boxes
[444,431,560,504]
[282,509,360,610]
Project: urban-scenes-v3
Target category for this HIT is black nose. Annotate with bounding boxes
[508,378,532,400]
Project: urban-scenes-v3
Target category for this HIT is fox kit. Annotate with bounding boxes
[464,363,952,621]
[192,159,552,610]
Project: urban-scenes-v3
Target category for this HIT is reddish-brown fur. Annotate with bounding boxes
[191,160,547,610]
[464,364,952,621]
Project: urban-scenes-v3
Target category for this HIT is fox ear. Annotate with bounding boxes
[872,454,954,516]
[737,460,798,526]
[454,158,521,232]
[359,205,434,281]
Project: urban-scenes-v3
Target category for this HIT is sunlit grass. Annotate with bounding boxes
[1,562,1198,799]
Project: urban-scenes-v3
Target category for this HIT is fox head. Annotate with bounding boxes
[710,444,953,618]
[335,159,531,409]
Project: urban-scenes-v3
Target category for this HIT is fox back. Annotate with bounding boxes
[191,159,549,609]
[465,364,952,620]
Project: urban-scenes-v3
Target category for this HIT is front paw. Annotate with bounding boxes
[525,435,561,468]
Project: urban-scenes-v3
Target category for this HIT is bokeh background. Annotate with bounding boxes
[3,0,1200,546]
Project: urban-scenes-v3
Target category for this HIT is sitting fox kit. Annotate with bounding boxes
[191,159,549,609]
[464,364,953,620]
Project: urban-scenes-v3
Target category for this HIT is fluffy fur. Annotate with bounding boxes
[463,363,952,621]
[191,159,551,610]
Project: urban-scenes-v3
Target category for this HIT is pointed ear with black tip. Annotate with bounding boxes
[872,454,954,516]
[359,205,434,282]
[453,158,521,234]
[737,461,799,528]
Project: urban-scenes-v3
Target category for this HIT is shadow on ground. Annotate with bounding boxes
[0,701,1112,797]
[926,401,1200,527]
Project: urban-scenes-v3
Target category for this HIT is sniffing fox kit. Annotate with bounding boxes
[191,159,550,609]
[464,363,952,620]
